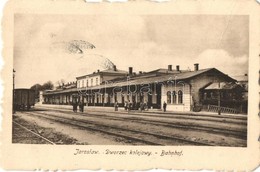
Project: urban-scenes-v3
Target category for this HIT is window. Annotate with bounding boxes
[210,92,214,98]
[114,93,117,102]
[82,80,84,87]
[178,90,183,104]
[207,92,211,99]
[204,92,207,99]
[96,78,98,86]
[132,94,136,103]
[86,80,88,87]
[96,93,99,103]
[172,91,177,104]
[78,81,80,88]
[91,79,93,86]
[220,92,224,98]
[167,91,171,104]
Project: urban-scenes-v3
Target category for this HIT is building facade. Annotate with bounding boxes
[42,64,244,112]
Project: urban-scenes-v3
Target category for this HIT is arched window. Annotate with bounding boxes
[172,91,177,104]
[167,91,171,104]
[178,90,183,104]
[114,92,117,102]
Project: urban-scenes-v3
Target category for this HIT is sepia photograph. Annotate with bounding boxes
[1,0,259,170]
[12,14,249,147]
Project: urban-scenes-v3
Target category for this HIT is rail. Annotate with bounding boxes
[13,121,56,145]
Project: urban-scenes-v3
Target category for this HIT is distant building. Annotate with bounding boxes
[41,63,247,113]
[76,65,128,88]
[56,81,77,90]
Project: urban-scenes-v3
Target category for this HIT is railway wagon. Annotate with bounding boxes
[14,88,35,110]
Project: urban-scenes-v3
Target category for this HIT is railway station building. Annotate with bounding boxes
[41,63,246,112]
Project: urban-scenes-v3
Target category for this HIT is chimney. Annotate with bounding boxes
[139,71,143,74]
[97,69,100,73]
[194,63,199,71]
[168,65,172,71]
[129,67,133,75]
[113,65,117,71]
[176,65,180,71]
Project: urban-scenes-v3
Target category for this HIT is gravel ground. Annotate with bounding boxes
[13,115,78,144]
[13,112,146,145]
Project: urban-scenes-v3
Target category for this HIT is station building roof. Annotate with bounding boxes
[43,68,236,95]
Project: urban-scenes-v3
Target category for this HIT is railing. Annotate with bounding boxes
[206,105,239,114]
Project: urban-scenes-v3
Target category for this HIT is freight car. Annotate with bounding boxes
[14,88,35,110]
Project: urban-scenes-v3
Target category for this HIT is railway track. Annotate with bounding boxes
[13,121,56,145]
[79,111,246,138]
[24,111,216,146]
[36,106,247,125]
[34,107,247,139]
[76,112,247,139]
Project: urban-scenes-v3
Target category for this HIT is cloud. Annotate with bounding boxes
[14,15,248,88]
[196,49,248,76]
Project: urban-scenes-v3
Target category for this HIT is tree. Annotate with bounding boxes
[56,79,66,88]
[42,81,54,90]
[30,83,42,91]
[30,83,42,101]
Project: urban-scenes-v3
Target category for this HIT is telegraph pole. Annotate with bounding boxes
[13,69,16,114]
[218,81,221,115]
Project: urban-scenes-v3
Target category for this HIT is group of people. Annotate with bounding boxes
[73,99,168,113]
[114,100,168,112]
[72,100,85,113]
[122,101,148,112]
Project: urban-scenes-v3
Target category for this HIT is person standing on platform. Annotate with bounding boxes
[114,101,118,111]
[163,101,167,112]
[140,102,144,112]
[72,100,78,113]
[128,102,132,113]
[79,100,84,113]
[124,101,128,111]
[144,101,147,111]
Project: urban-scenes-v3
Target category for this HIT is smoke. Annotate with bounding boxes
[49,39,116,82]
[52,40,96,54]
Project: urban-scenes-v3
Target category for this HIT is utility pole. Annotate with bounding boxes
[218,81,221,115]
[13,69,16,114]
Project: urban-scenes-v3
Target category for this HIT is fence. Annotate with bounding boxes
[204,105,239,114]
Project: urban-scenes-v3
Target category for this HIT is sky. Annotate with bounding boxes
[14,14,249,88]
